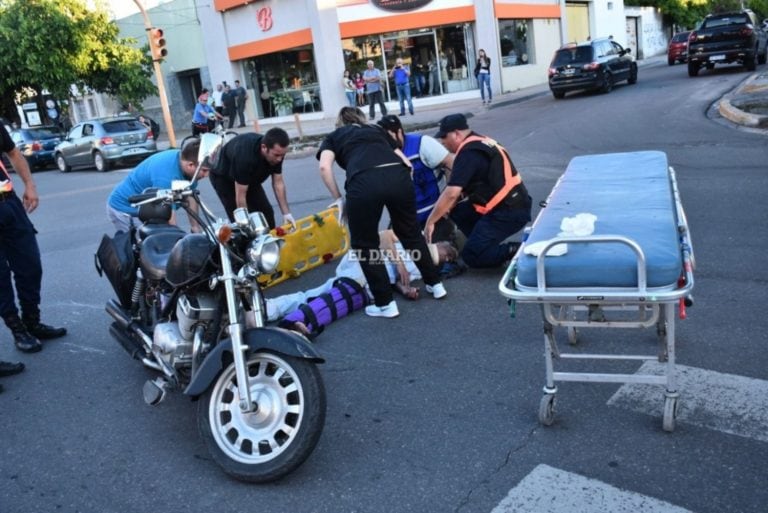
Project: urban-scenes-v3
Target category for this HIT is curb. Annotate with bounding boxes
[718,73,768,128]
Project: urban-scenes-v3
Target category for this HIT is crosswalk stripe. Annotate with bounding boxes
[608,362,768,442]
[491,464,693,513]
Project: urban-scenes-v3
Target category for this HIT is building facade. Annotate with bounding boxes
[198,0,631,123]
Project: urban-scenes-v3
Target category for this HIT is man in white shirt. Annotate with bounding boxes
[211,83,224,118]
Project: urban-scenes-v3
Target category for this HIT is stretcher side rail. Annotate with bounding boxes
[498,235,694,304]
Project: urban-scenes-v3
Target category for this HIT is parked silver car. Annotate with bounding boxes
[54,116,157,172]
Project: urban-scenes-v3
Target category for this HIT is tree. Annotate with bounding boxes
[0,0,156,124]
[626,0,768,30]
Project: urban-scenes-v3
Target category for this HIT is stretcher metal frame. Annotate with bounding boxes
[499,163,695,432]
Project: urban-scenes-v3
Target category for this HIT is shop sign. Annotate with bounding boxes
[257,6,273,31]
[371,0,432,12]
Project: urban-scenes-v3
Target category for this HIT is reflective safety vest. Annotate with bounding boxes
[403,133,443,225]
[455,135,524,215]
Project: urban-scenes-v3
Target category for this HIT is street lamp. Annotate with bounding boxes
[133,0,176,147]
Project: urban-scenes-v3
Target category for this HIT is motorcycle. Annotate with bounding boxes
[98,133,326,483]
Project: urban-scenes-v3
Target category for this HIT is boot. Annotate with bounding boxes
[4,314,42,353]
[22,310,67,341]
[0,360,25,377]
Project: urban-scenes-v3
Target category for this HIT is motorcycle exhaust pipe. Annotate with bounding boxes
[105,299,153,352]
[106,299,131,330]
[109,322,146,360]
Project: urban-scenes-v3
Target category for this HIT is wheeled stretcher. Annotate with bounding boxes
[499,151,694,431]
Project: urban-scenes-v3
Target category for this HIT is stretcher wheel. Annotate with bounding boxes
[567,327,578,345]
[662,396,679,432]
[538,394,556,426]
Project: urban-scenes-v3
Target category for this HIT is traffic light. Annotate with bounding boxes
[149,28,167,61]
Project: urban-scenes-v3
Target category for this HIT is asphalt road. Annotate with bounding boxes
[1,61,767,513]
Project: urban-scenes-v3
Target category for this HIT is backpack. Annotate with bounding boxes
[278,277,369,338]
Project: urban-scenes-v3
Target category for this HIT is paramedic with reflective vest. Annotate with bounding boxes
[425,113,531,268]
[376,115,456,242]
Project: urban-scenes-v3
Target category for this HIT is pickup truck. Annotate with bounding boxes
[687,10,767,76]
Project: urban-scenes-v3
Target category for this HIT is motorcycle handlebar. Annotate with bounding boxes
[127,192,158,204]
[129,188,197,207]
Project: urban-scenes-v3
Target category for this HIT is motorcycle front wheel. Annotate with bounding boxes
[197,351,326,483]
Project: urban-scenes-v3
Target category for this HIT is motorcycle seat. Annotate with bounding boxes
[140,232,186,281]
[138,223,186,242]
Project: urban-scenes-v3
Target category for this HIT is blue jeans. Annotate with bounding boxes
[0,193,43,318]
[396,83,414,115]
[345,91,356,107]
[478,72,492,101]
[450,200,531,268]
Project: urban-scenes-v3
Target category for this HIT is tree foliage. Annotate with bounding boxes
[0,0,156,122]
[625,0,767,30]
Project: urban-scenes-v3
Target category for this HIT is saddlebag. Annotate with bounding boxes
[279,277,369,338]
[95,230,137,309]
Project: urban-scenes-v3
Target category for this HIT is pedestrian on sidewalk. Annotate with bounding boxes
[474,49,492,105]
[354,72,366,107]
[389,57,414,116]
[363,60,388,120]
[343,70,356,107]
[234,80,248,128]
[317,107,447,319]
[0,124,66,361]
[222,85,237,129]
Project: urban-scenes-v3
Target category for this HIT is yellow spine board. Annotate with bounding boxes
[258,208,349,289]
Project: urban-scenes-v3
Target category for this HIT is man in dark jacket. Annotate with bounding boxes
[221,85,237,129]
[0,125,66,388]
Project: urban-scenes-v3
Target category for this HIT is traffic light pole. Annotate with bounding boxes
[133,0,177,147]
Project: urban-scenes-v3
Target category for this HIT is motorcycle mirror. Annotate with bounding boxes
[190,133,222,183]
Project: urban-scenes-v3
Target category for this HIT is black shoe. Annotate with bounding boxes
[14,330,42,353]
[24,321,67,340]
[0,360,25,377]
[5,315,43,353]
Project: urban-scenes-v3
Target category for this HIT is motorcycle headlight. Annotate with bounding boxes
[246,236,284,273]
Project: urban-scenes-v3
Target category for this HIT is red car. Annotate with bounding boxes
[668,31,691,65]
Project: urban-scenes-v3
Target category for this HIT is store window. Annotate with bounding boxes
[244,46,321,118]
[498,20,534,67]
[341,24,476,101]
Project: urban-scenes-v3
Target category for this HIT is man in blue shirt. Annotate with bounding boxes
[192,91,223,135]
[388,58,414,116]
[106,138,208,233]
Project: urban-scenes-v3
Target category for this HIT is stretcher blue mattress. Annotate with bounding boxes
[516,151,683,290]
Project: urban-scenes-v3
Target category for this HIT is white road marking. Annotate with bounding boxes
[59,342,107,355]
[608,362,768,442]
[491,464,693,513]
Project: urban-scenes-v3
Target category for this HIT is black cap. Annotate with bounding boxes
[434,113,469,139]
[377,115,402,132]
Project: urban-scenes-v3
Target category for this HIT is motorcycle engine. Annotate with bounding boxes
[177,293,218,340]
[152,293,218,368]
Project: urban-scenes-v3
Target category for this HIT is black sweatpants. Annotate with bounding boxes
[209,173,276,228]
[345,165,440,307]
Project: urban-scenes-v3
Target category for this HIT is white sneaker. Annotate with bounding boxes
[365,300,400,318]
[425,283,447,299]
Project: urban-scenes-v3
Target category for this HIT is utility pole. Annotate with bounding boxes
[133,0,177,147]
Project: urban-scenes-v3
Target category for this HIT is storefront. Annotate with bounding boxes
[203,0,565,120]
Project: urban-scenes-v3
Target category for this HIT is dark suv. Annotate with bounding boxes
[687,10,768,76]
[548,38,638,99]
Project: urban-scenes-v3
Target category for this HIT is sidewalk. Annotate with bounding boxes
[158,55,766,152]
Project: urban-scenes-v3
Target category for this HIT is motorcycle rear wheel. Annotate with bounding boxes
[197,351,326,483]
